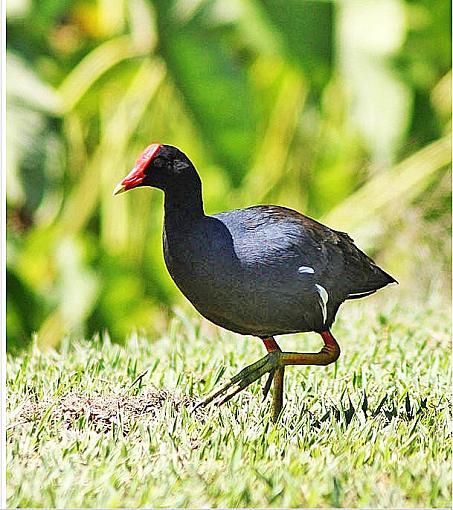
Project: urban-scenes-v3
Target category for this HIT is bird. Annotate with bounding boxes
[114,143,397,421]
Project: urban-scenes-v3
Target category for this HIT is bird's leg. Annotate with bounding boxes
[280,331,340,367]
[261,337,285,422]
[193,330,340,416]
[261,336,281,401]
[271,366,285,422]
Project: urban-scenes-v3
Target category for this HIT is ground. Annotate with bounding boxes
[6,297,452,508]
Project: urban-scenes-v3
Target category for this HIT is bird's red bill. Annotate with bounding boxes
[113,143,162,195]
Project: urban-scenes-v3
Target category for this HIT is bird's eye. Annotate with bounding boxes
[153,157,164,169]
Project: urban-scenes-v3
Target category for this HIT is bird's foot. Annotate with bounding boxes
[193,351,284,419]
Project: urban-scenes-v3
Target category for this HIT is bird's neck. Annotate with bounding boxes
[164,184,205,228]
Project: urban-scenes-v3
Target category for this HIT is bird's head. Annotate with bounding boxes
[113,144,199,195]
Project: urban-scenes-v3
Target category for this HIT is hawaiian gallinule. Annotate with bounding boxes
[114,144,397,421]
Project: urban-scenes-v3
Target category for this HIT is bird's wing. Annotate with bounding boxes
[214,205,324,266]
[214,205,395,297]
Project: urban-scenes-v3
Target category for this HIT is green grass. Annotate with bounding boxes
[6,297,452,508]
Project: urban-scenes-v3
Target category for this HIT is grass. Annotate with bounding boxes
[6,296,452,508]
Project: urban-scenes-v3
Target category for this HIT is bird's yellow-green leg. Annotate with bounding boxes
[271,367,285,422]
[194,331,340,419]
[261,337,285,422]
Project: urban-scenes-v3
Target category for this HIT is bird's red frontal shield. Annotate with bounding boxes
[113,143,162,195]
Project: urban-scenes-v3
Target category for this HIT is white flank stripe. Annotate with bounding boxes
[315,284,329,324]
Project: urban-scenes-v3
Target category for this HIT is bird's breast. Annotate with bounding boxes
[163,224,238,300]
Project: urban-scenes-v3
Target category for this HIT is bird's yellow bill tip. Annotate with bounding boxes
[113,183,127,196]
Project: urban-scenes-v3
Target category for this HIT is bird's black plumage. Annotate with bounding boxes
[136,145,397,337]
[163,204,395,336]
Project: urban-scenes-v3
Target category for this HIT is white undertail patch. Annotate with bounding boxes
[298,266,315,274]
[348,290,374,298]
[315,284,329,324]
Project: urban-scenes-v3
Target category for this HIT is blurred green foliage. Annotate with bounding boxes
[6,0,451,350]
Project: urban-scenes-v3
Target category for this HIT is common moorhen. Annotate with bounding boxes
[114,144,396,421]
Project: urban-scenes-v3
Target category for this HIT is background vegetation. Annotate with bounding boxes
[6,0,451,350]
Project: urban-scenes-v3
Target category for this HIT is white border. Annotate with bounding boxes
[1,0,6,505]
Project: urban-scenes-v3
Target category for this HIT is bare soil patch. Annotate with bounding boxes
[12,388,204,433]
